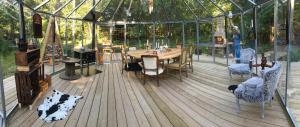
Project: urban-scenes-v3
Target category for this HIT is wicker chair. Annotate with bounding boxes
[234,62,281,118]
[166,48,188,81]
[141,55,164,86]
[228,48,256,78]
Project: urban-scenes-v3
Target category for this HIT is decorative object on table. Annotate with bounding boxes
[166,48,188,81]
[37,90,83,122]
[234,62,281,118]
[252,53,275,71]
[228,48,256,79]
[15,48,50,110]
[141,55,164,86]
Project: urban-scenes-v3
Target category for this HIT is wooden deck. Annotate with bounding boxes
[4,54,292,127]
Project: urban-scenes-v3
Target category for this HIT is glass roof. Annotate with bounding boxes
[19,0,271,22]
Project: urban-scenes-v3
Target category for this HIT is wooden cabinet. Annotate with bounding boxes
[15,65,42,105]
[15,49,49,108]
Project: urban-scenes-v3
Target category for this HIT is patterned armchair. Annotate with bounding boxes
[234,62,281,118]
[228,48,256,78]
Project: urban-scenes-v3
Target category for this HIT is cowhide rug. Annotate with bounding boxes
[37,90,83,122]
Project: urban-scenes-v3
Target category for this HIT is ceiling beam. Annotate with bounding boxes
[53,0,73,14]
[206,0,226,14]
[66,0,87,18]
[183,0,199,20]
[34,0,50,11]
[194,0,213,17]
[226,0,243,11]
[110,0,124,21]
[247,0,256,5]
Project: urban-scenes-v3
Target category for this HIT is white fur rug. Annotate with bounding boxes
[37,90,83,122]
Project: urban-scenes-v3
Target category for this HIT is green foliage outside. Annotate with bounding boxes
[1,0,299,78]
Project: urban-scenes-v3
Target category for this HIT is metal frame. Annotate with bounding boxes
[0,65,7,127]
[183,0,199,20]
[194,0,213,17]
[66,0,87,18]
[53,0,73,15]
[206,0,226,14]
[11,0,299,126]
[33,0,50,11]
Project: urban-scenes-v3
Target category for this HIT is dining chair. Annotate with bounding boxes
[187,44,196,72]
[166,48,188,81]
[141,55,164,86]
[121,48,129,74]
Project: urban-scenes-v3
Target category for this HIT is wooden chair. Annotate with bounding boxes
[166,48,188,81]
[187,44,195,72]
[121,48,129,74]
[141,55,164,86]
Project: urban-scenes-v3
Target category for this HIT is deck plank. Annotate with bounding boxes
[97,63,109,127]
[6,55,292,127]
[112,64,127,127]
[107,64,118,127]
[64,76,96,127]
[116,65,140,127]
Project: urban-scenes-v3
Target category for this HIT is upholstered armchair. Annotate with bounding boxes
[228,48,256,78]
[234,62,281,118]
[141,55,164,86]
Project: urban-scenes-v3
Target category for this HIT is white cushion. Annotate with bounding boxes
[228,64,250,74]
[143,67,164,76]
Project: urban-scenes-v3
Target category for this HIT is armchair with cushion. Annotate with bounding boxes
[228,48,256,78]
[234,62,281,118]
[141,55,164,86]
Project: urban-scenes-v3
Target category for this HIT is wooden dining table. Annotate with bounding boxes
[127,48,182,60]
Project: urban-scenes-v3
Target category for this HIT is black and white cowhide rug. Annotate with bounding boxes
[37,90,83,122]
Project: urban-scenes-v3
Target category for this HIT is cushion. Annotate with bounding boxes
[143,67,164,75]
[167,62,187,69]
[228,64,250,74]
[234,77,264,102]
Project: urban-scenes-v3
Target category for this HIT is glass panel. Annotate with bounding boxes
[276,0,288,105]
[127,24,140,49]
[288,0,300,125]
[198,23,213,63]
[69,0,93,19]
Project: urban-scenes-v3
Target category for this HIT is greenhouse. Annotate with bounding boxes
[0,0,299,126]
